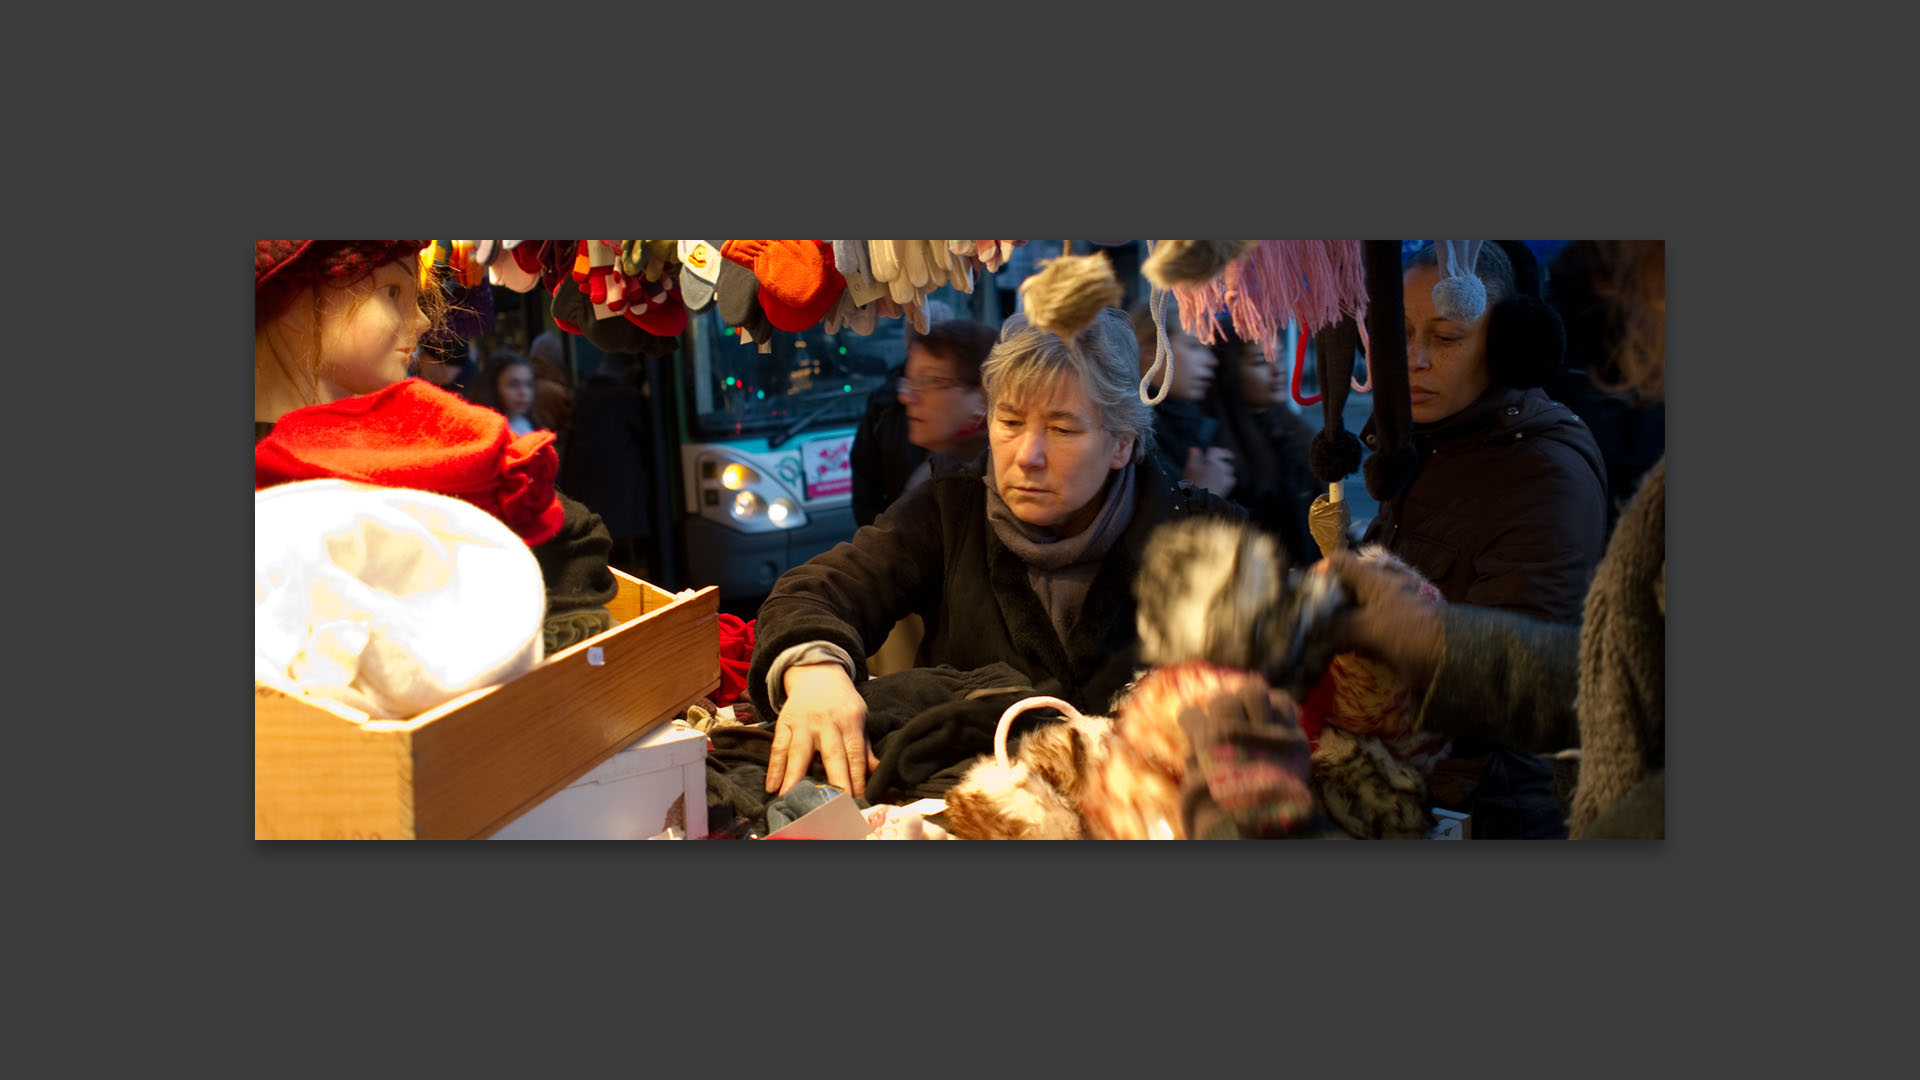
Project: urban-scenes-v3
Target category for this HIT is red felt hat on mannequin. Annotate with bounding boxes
[254,379,565,546]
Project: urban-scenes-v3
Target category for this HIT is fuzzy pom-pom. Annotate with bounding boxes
[1309,427,1364,484]
[1019,254,1123,342]
[1363,442,1420,502]
[1431,274,1487,325]
[1134,519,1286,674]
[1142,239,1258,289]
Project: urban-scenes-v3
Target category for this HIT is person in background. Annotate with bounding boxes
[1544,240,1666,538]
[748,308,1243,799]
[412,337,475,398]
[1321,240,1666,838]
[891,318,998,498]
[1202,329,1320,569]
[473,350,539,436]
[527,330,576,437]
[1353,241,1610,838]
[560,351,652,576]
[849,363,926,529]
[1128,296,1236,497]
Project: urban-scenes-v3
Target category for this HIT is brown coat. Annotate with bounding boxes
[1362,386,1609,624]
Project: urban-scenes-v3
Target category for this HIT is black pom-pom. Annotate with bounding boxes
[1363,443,1420,502]
[1486,294,1566,390]
[1310,427,1364,484]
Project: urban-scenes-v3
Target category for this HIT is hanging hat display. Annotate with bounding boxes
[720,240,847,333]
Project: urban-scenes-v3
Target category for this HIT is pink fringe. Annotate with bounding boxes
[1169,241,1368,378]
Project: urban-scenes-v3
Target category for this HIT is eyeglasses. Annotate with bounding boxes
[895,374,974,394]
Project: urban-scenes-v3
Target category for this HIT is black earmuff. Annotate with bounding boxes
[1485,240,1566,390]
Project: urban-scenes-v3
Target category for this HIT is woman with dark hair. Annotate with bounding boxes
[1345,241,1610,838]
[473,350,539,436]
[1128,296,1236,497]
[1322,241,1666,838]
[1201,329,1319,569]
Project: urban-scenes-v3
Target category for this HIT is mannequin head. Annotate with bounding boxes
[254,242,445,423]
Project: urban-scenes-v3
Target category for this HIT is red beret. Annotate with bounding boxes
[255,240,428,323]
[254,378,565,547]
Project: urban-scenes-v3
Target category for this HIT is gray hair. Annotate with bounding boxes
[981,308,1156,463]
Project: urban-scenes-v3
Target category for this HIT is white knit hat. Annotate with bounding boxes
[255,479,547,719]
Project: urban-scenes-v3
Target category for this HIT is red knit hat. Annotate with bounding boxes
[255,241,427,324]
[720,240,846,332]
[255,379,565,546]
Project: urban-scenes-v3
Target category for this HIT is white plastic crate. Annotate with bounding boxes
[492,722,709,840]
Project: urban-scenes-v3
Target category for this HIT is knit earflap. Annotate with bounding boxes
[1431,240,1486,324]
[1360,240,1419,502]
[1484,239,1566,390]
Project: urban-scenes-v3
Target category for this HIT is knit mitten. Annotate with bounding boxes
[1176,682,1324,839]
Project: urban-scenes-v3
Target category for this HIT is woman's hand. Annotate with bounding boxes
[1316,549,1446,690]
[769,662,880,799]
[1184,446,1236,495]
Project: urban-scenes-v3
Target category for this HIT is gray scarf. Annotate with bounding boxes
[985,462,1137,648]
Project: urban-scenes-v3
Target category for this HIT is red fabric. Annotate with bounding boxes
[720,240,846,332]
[716,614,756,707]
[255,378,565,546]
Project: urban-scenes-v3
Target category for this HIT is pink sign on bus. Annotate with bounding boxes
[802,436,853,498]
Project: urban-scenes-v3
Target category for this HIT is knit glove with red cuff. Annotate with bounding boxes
[1177,681,1330,840]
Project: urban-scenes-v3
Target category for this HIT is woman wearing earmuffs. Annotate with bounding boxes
[1356,241,1609,838]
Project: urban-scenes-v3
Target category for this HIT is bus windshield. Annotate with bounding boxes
[685,309,898,441]
[683,281,999,441]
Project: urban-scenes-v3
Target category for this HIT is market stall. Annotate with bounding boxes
[256,238,1635,840]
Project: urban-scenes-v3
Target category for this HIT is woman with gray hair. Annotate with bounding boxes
[746,308,1245,799]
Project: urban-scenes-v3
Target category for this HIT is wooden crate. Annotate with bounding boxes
[255,569,721,840]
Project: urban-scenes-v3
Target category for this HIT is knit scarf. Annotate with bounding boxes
[985,462,1136,647]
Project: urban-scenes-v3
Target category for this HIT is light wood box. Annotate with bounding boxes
[255,569,721,840]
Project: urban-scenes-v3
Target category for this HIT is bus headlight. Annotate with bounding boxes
[731,490,765,519]
[721,463,758,490]
[768,498,797,527]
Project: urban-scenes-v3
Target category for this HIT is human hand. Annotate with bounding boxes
[1314,549,1445,689]
[1184,446,1236,495]
[769,662,880,799]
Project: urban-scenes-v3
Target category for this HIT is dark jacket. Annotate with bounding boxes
[1145,398,1219,486]
[1414,459,1665,838]
[848,366,927,528]
[748,451,1245,723]
[1360,384,1607,838]
[1362,386,1608,624]
[560,366,651,540]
